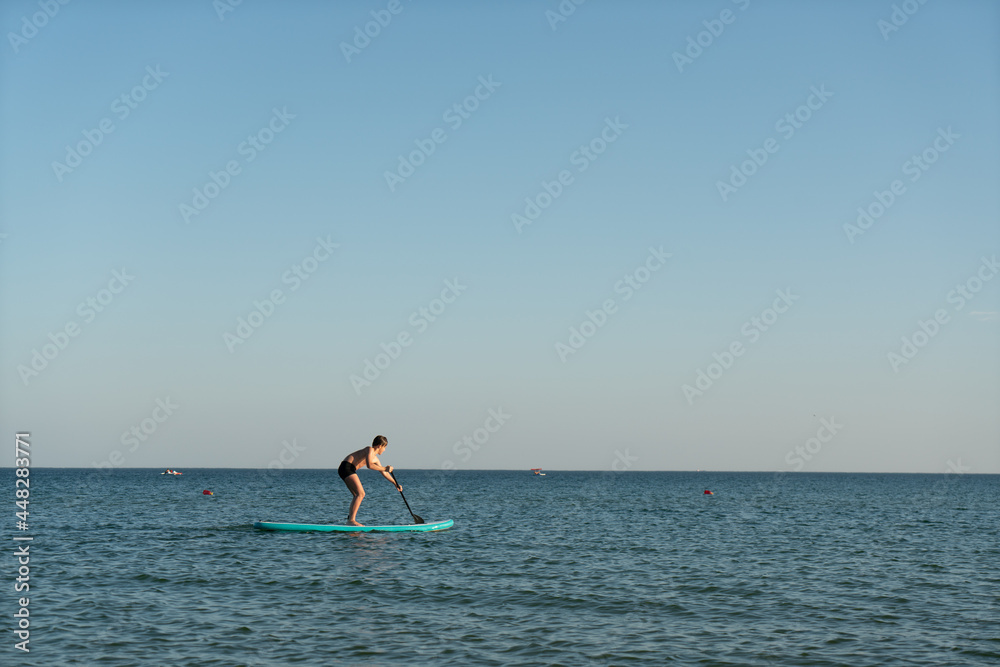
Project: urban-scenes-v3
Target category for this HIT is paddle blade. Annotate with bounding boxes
[412,513,425,525]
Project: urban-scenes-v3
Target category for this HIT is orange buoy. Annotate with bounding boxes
[202,489,214,495]
[704,490,713,495]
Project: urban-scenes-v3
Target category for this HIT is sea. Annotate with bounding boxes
[3,468,998,666]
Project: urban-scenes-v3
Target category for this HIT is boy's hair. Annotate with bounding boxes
[372,435,388,449]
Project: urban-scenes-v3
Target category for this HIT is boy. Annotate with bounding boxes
[338,435,402,526]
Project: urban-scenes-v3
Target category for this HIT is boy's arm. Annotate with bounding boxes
[380,468,401,491]
[366,449,401,490]
[365,448,387,471]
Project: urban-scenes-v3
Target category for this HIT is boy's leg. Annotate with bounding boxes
[344,474,365,526]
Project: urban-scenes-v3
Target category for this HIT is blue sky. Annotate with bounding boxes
[1,0,997,473]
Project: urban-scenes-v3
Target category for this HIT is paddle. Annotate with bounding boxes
[389,471,424,524]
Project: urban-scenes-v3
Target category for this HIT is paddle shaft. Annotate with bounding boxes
[389,471,424,524]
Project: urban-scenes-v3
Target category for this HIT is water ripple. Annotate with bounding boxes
[9,469,999,665]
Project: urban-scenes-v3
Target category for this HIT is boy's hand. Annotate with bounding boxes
[396,484,403,492]
[386,465,393,473]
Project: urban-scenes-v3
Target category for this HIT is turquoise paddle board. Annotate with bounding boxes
[253,519,453,533]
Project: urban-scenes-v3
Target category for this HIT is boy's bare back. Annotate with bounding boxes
[344,446,378,470]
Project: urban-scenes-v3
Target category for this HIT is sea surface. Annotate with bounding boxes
[3,469,998,666]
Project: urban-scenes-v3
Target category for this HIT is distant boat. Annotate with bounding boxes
[161,469,183,475]
[530,468,546,476]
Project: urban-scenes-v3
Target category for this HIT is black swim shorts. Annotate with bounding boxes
[338,460,357,481]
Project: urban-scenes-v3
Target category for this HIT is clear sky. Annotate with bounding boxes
[1,0,997,473]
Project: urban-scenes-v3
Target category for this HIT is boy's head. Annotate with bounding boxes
[372,435,388,452]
